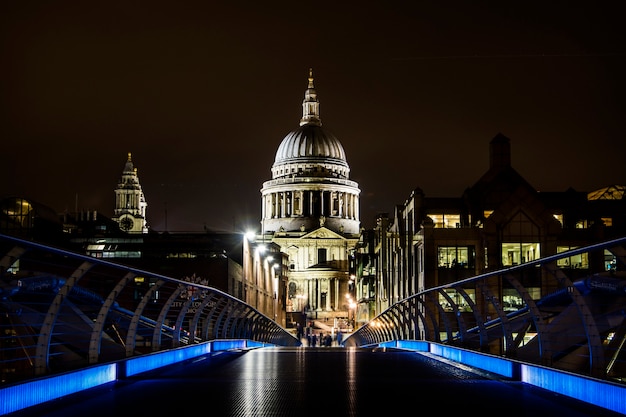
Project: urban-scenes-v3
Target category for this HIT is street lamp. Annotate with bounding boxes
[348,300,356,331]
[271,261,279,322]
[345,293,356,331]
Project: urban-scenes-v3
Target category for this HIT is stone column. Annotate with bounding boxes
[324,278,331,310]
[314,278,320,311]
[280,192,285,218]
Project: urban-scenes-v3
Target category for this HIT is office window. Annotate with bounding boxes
[502,287,541,311]
[437,246,475,269]
[501,242,540,266]
[605,250,617,271]
[556,246,588,269]
[429,214,461,228]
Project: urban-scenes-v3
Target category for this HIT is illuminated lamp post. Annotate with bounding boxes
[243,231,256,305]
[271,262,279,322]
[345,293,356,331]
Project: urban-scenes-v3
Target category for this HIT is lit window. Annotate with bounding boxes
[604,249,617,271]
[575,220,588,229]
[501,242,540,266]
[556,246,588,269]
[502,287,541,309]
[437,246,475,268]
[429,213,461,228]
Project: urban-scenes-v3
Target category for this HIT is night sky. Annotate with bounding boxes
[1,1,624,232]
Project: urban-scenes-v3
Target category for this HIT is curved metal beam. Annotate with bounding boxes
[152,284,185,350]
[126,279,166,356]
[543,264,605,378]
[455,286,487,349]
[89,271,136,363]
[475,280,515,356]
[35,261,94,375]
[502,272,551,365]
[437,288,468,344]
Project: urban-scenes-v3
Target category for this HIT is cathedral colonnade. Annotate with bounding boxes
[262,183,359,222]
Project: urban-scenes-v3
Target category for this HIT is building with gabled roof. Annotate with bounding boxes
[355,133,626,329]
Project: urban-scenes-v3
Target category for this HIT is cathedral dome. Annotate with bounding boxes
[271,69,350,180]
[261,69,360,235]
[273,124,347,167]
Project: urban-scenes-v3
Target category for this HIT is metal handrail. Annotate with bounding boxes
[0,233,300,384]
[343,236,626,382]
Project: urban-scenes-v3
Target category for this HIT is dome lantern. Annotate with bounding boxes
[300,68,321,127]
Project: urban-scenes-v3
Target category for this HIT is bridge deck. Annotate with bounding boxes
[7,347,622,417]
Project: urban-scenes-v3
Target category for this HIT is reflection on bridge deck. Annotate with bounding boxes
[7,347,624,417]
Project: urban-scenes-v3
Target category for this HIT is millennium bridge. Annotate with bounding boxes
[1,233,625,416]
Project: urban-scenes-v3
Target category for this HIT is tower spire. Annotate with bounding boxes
[300,68,321,126]
[114,152,148,233]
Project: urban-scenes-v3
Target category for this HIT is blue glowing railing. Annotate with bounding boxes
[0,339,262,415]
[0,233,300,386]
[343,236,626,383]
[379,340,626,416]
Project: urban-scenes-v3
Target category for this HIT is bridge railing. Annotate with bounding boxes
[0,233,300,385]
[343,236,626,383]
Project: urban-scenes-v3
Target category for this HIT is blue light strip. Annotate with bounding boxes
[395,340,625,415]
[245,340,274,348]
[0,364,116,416]
[124,342,212,377]
[430,343,515,378]
[522,364,626,415]
[396,340,429,351]
[390,340,516,378]
[123,340,265,377]
[1,340,257,415]
[212,339,247,351]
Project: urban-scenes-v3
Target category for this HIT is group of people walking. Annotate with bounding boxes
[296,322,344,347]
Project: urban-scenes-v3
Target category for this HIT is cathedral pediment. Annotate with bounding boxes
[301,227,345,240]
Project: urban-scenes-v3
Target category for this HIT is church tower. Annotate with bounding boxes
[260,69,361,326]
[113,152,148,233]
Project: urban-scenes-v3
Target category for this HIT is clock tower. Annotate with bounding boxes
[113,152,148,233]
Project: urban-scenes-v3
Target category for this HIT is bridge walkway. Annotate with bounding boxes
[6,346,623,417]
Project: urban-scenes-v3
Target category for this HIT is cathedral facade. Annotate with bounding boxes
[259,70,361,327]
